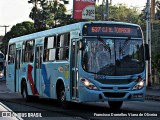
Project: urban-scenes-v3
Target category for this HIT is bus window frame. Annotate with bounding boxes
[23,40,35,63]
[8,44,16,65]
[56,33,70,61]
[43,35,56,62]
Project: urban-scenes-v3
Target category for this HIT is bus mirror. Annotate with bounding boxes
[79,41,84,50]
[145,44,149,60]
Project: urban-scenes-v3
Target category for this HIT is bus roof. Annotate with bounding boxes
[9,21,140,44]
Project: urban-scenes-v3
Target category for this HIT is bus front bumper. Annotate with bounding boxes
[78,86,145,102]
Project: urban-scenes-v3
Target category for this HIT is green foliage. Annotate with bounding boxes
[96,3,144,25]
[152,53,160,71]
[28,0,70,29]
[1,21,35,54]
[155,1,160,20]
[28,0,49,30]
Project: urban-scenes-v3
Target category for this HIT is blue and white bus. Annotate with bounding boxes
[0,51,5,80]
[6,21,149,109]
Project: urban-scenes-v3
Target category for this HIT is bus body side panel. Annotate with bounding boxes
[20,63,36,96]
[41,62,53,98]
[6,64,15,92]
[35,68,42,96]
[41,62,70,100]
[16,69,20,92]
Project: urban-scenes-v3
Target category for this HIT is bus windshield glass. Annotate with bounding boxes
[82,38,145,76]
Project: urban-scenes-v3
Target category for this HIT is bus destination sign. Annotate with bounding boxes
[91,27,131,34]
[83,24,142,37]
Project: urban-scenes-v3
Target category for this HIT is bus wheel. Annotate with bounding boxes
[21,81,30,102]
[108,101,123,110]
[57,85,70,109]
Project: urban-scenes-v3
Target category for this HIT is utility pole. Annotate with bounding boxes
[146,0,152,86]
[101,0,110,20]
[151,0,155,23]
[0,25,9,56]
[0,25,9,35]
[106,0,109,20]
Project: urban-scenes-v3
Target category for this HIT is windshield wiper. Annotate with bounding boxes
[119,37,131,55]
[97,36,111,58]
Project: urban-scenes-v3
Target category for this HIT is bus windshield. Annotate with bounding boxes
[82,38,145,76]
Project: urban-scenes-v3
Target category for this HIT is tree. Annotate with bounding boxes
[1,21,35,55]
[28,0,69,29]
[48,0,67,27]
[28,0,49,30]
[155,0,160,20]
[95,3,143,24]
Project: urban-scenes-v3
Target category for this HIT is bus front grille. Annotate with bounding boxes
[96,79,133,85]
[103,92,126,98]
[100,87,130,90]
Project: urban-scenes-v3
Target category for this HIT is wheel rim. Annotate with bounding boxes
[23,88,26,99]
[60,90,65,103]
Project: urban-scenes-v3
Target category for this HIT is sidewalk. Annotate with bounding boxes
[146,84,160,101]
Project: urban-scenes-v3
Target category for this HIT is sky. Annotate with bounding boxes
[0,0,147,36]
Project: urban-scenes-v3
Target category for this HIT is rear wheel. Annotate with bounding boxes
[21,81,32,102]
[108,101,123,110]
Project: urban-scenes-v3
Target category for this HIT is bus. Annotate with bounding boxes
[6,21,149,109]
[0,51,5,80]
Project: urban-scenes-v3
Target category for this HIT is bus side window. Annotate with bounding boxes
[56,33,70,60]
[24,40,35,63]
[8,44,16,64]
[43,36,56,62]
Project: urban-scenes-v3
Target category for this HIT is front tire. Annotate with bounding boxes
[108,101,123,110]
[57,85,70,109]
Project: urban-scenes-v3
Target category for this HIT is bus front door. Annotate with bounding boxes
[71,40,78,99]
[15,48,21,92]
[35,45,43,95]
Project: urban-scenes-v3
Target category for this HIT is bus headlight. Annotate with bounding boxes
[0,72,4,77]
[133,81,144,90]
[81,78,98,90]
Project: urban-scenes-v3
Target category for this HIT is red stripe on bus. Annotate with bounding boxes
[27,64,39,95]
